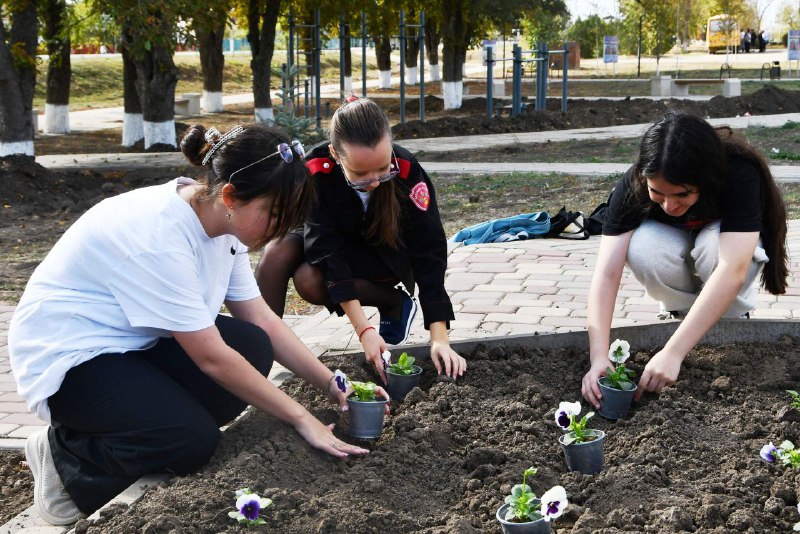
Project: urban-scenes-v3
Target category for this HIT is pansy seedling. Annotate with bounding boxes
[387,351,417,375]
[555,401,596,445]
[350,380,378,401]
[228,488,271,526]
[502,467,569,524]
[787,390,800,410]
[381,350,391,371]
[603,339,637,391]
[759,440,800,469]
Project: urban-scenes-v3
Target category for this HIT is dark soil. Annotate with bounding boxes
[391,85,800,139]
[0,450,33,525]
[65,339,800,533]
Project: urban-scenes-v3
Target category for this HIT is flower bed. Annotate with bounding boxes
[69,327,800,533]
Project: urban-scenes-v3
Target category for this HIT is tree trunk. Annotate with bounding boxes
[248,0,280,123]
[405,10,419,69]
[0,1,37,157]
[343,23,352,93]
[120,26,143,147]
[132,42,178,149]
[425,17,440,81]
[375,36,392,88]
[441,42,466,109]
[43,0,71,134]
[197,10,227,113]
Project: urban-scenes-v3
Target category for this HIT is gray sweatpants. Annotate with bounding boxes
[626,220,768,318]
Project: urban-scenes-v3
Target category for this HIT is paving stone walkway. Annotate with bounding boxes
[2,220,798,450]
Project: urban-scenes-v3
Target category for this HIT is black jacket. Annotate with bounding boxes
[303,142,454,329]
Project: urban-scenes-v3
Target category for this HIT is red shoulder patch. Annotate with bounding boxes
[409,182,430,211]
[306,157,335,175]
[395,157,412,179]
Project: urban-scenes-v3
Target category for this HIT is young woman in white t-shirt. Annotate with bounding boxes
[9,124,378,525]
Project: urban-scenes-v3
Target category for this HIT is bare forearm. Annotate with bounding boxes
[258,315,333,391]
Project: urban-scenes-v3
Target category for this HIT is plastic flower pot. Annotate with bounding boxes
[346,398,389,439]
[386,365,422,402]
[597,378,637,420]
[495,502,550,534]
[558,430,605,475]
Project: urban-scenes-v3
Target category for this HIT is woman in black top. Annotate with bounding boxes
[582,112,788,407]
[256,98,466,384]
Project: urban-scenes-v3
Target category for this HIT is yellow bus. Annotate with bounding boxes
[707,14,739,54]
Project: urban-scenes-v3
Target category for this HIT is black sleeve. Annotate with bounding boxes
[719,158,762,233]
[303,180,359,305]
[400,161,455,329]
[601,166,648,236]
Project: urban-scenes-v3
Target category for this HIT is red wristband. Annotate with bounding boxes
[358,325,375,341]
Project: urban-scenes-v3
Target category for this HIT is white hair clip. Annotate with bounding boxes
[202,125,244,166]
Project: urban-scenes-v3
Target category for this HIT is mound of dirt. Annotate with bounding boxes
[392,85,800,139]
[71,339,800,533]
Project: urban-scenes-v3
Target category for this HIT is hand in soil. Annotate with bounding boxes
[361,329,389,384]
[294,417,370,458]
[635,349,683,400]
[581,361,609,409]
[430,341,467,380]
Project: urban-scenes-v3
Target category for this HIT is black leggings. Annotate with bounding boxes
[47,315,273,514]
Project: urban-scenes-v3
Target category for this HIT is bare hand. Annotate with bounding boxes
[430,342,467,380]
[581,362,609,409]
[361,328,389,384]
[634,349,683,401]
[294,414,369,458]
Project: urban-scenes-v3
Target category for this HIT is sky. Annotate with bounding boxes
[564,0,783,30]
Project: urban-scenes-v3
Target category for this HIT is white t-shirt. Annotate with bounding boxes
[9,177,261,422]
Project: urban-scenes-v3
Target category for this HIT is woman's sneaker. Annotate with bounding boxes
[379,289,418,345]
[25,427,85,525]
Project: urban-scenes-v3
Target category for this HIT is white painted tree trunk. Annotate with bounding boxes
[405,66,418,85]
[442,81,463,110]
[143,120,176,149]
[255,107,274,124]
[0,140,34,157]
[44,104,70,134]
[378,70,392,89]
[310,76,317,98]
[344,76,353,94]
[429,64,441,81]
[202,91,224,113]
[122,113,144,147]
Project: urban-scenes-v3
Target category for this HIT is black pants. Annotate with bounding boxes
[47,315,273,514]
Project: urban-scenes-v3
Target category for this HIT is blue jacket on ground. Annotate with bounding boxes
[449,212,551,245]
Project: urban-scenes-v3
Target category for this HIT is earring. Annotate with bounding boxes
[226,209,232,221]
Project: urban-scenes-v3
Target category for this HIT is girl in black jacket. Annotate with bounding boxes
[256,98,466,384]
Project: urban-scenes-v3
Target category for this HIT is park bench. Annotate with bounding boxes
[670,78,741,97]
[174,92,201,115]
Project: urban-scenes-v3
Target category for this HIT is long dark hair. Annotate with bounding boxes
[181,124,315,249]
[634,112,788,294]
[329,98,402,248]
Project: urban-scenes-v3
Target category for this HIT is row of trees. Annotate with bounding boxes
[0,0,569,158]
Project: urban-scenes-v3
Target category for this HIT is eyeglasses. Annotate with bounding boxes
[228,140,305,183]
[343,151,399,191]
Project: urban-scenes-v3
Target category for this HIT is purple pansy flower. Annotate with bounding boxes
[237,495,261,521]
[554,401,581,430]
[334,369,348,393]
[540,485,568,522]
[760,442,778,463]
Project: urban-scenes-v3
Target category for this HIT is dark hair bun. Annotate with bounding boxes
[181,124,209,166]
